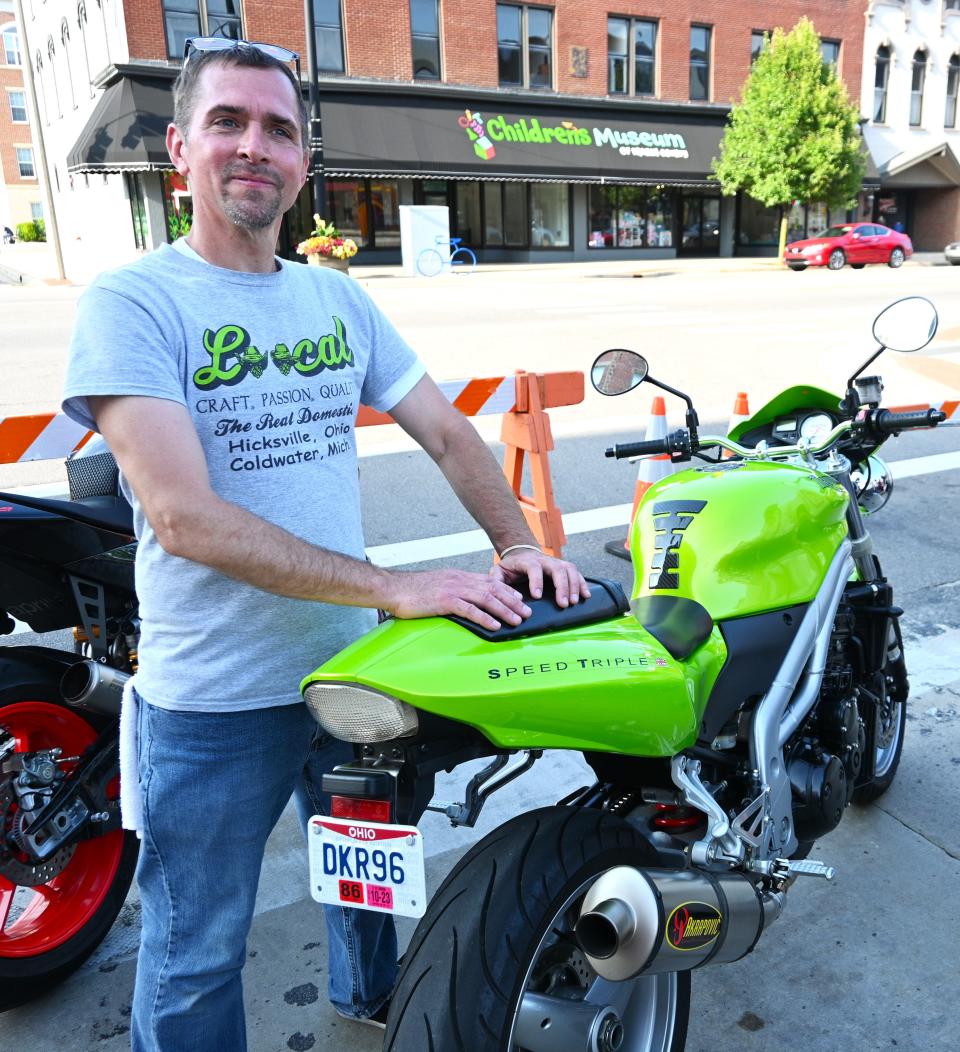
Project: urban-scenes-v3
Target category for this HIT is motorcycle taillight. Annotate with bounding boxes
[330,795,393,823]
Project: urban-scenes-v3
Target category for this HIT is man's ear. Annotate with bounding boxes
[166,122,190,178]
[298,147,309,188]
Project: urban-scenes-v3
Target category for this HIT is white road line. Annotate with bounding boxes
[4,452,959,639]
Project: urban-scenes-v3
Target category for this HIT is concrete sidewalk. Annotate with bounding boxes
[0,239,949,287]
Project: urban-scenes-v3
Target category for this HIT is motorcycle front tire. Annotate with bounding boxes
[0,691,138,1011]
[384,805,690,1052]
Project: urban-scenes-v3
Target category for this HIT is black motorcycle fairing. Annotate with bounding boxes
[0,491,133,537]
[445,576,629,642]
[630,595,714,660]
[698,604,809,743]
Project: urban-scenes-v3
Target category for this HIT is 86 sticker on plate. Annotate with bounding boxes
[308,817,427,918]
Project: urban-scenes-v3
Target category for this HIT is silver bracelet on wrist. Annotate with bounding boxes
[497,543,543,560]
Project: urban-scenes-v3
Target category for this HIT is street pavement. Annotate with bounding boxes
[0,260,958,1051]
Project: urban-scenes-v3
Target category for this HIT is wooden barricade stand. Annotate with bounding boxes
[500,371,566,557]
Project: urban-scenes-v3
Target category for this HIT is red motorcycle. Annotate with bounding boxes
[1,444,138,1009]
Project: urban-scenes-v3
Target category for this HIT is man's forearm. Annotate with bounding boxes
[158,493,396,607]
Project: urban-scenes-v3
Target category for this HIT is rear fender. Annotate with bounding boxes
[0,645,86,706]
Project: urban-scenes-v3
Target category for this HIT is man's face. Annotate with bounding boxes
[168,63,309,232]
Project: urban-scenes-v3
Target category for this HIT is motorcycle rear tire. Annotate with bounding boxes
[384,805,690,1052]
[0,692,138,1012]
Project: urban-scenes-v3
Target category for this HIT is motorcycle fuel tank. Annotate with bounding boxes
[303,612,727,756]
[630,461,849,620]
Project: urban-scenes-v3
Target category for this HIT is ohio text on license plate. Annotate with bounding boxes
[308,817,427,918]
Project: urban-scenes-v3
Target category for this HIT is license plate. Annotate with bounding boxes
[308,816,427,918]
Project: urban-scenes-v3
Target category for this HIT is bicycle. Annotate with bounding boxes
[416,236,477,277]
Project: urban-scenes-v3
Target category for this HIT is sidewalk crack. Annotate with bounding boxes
[874,803,960,863]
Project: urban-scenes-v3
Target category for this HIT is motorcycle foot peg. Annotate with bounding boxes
[786,858,836,881]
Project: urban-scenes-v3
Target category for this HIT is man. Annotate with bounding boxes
[61,39,588,1052]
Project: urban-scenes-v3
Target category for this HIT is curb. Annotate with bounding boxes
[0,261,47,286]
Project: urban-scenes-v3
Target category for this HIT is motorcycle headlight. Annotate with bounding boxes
[303,682,419,742]
[851,455,894,515]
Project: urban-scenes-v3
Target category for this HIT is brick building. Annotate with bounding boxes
[0,0,42,234]
[20,0,874,276]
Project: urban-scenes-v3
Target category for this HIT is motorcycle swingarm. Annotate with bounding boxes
[11,725,122,862]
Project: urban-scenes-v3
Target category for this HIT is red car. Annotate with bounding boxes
[783,222,912,271]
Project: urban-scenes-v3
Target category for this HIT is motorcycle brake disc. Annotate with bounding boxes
[0,779,76,887]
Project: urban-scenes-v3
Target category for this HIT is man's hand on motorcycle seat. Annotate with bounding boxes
[490,549,591,609]
[385,569,533,631]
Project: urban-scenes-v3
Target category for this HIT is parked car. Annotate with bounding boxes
[783,222,912,271]
[945,241,960,265]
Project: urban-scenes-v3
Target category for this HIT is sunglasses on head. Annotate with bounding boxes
[183,37,302,82]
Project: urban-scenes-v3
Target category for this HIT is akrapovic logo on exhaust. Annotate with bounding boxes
[648,500,707,590]
[666,902,722,951]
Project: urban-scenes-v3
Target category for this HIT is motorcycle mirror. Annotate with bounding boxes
[591,349,649,396]
[871,296,938,353]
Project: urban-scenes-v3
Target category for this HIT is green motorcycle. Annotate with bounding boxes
[302,296,944,1052]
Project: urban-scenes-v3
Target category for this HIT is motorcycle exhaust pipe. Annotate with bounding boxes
[575,867,784,982]
[61,660,130,717]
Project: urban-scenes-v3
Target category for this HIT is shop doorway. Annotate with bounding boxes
[679,193,721,255]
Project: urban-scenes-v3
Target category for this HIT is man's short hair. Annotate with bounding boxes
[172,44,309,150]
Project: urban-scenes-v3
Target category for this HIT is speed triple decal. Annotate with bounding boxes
[666,902,722,951]
[649,500,707,590]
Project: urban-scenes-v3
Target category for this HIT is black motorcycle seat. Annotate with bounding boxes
[630,595,714,660]
[447,576,630,642]
[0,491,134,536]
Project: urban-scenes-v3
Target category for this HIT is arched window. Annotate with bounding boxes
[77,0,94,98]
[947,54,960,128]
[47,36,62,119]
[35,50,48,125]
[874,45,890,123]
[910,49,926,126]
[61,18,77,110]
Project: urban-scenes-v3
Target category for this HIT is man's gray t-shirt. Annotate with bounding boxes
[63,242,425,712]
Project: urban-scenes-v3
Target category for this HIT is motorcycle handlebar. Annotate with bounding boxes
[870,408,946,435]
[605,438,671,459]
[605,429,691,460]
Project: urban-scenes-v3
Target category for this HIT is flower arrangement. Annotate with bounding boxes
[296,215,359,262]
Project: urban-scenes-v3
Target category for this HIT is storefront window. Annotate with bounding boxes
[503,182,527,245]
[617,187,645,247]
[126,173,149,251]
[738,195,779,246]
[484,182,504,244]
[646,191,672,247]
[456,182,482,246]
[806,202,829,238]
[588,186,616,248]
[786,201,805,243]
[529,183,569,247]
[326,180,366,246]
[370,181,400,247]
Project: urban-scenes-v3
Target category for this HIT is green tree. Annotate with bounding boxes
[713,18,865,257]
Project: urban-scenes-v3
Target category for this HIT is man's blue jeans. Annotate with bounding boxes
[131,695,397,1052]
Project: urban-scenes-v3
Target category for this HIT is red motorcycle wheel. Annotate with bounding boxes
[0,698,138,1010]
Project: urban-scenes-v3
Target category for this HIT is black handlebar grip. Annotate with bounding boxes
[605,438,672,459]
[873,408,946,434]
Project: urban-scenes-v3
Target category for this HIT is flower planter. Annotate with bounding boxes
[306,254,350,274]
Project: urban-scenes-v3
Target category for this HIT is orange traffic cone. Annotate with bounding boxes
[605,396,672,561]
[723,391,750,458]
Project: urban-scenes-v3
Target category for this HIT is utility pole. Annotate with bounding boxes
[12,0,66,280]
[302,0,326,218]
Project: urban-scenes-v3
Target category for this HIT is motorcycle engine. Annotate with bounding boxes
[787,616,866,841]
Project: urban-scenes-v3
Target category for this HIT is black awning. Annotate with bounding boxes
[67,76,173,174]
[320,93,726,184]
